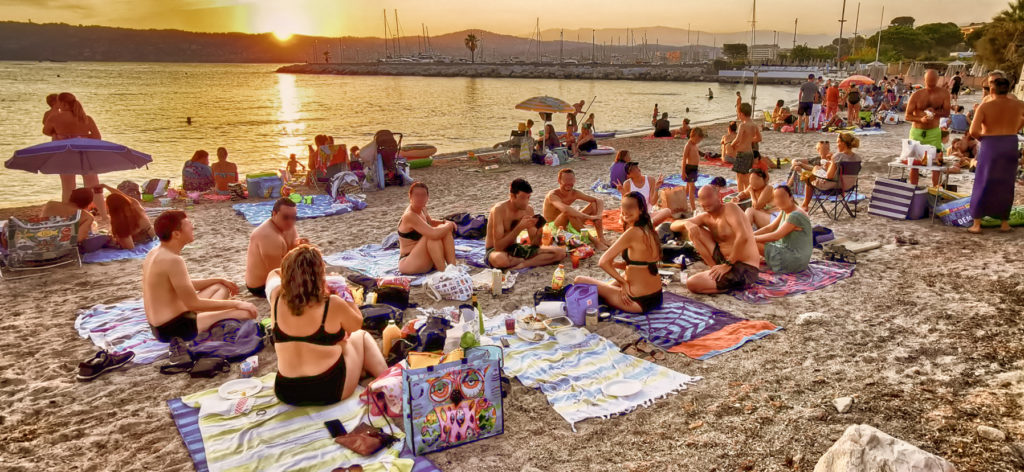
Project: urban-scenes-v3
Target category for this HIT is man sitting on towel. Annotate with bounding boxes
[671,184,761,294]
[245,197,308,298]
[542,169,610,250]
[486,178,566,270]
[143,210,258,363]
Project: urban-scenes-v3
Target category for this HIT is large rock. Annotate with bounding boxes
[815,424,957,472]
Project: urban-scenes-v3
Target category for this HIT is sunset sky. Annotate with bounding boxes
[1,0,1007,39]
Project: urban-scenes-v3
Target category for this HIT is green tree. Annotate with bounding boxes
[722,43,748,61]
[865,26,928,60]
[890,16,915,28]
[915,22,965,53]
[996,0,1024,22]
[464,33,479,63]
[974,1,1024,81]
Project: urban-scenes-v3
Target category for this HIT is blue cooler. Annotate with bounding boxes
[246,174,283,199]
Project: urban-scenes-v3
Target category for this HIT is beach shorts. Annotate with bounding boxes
[486,244,540,267]
[715,261,760,292]
[797,102,813,116]
[579,140,598,152]
[909,127,943,152]
[151,311,199,343]
[732,151,754,174]
[684,164,699,183]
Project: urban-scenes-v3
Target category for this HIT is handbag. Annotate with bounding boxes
[425,265,474,301]
[360,364,405,418]
[359,304,404,337]
[188,357,230,379]
[334,395,399,456]
[564,284,598,326]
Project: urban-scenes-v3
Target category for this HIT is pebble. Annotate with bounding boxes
[795,312,829,325]
[833,397,854,414]
[978,425,1006,442]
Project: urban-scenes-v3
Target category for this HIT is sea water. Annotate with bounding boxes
[0,62,799,206]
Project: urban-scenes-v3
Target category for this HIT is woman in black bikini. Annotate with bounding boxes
[573,192,663,313]
[97,183,155,249]
[269,245,386,406]
[398,182,457,275]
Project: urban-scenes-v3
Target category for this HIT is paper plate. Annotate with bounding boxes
[554,329,585,345]
[602,379,642,397]
[516,328,546,343]
[218,378,263,399]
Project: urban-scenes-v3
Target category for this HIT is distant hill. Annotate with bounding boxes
[0,21,718,63]
[541,26,840,48]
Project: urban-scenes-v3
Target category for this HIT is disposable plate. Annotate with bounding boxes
[601,379,642,397]
[516,328,545,343]
[554,329,586,345]
[218,378,262,399]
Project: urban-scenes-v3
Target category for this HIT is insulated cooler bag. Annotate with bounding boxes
[868,178,916,220]
[402,352,504,455]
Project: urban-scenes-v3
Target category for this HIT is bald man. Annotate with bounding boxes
[671,185,761,294]
[905,69,951,187]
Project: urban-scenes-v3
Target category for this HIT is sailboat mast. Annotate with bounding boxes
[837,0,847,65]
[749,0,756,62]
[875,6,884,63]
[394,9,401,56]
[383,9,389,58]
[852,2,860,54]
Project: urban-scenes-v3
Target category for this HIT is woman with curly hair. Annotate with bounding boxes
[267,245,387,406]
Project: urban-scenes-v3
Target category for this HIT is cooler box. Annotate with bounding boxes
[867,178,916,220]
[245,173,283,199]
[906,188,931,220]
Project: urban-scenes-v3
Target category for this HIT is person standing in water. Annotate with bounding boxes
[43,92,105,219]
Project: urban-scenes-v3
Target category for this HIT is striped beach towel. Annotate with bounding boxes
[323,239,489,286]
[81,238,159,264]
[730,260,856,304]
[490,322,700,431]
[173,373,414,472]
[609,291,782,360]
[75,298,168,364]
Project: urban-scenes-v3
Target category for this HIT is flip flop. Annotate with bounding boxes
[635,340,667,361]
[966,227,983,235]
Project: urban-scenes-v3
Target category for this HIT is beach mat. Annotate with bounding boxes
[232,195,360,226]
[75,299,167,364]
[168,373,425,472]
[609,291,781,359]
[82,238,158,264]
[489,319,700,430]
[731,260,856,304]
[590,174,734,197]
[323,238,488,286]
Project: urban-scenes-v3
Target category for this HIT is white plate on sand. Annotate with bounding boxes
[516,328,546,343]
[602,379,642,397]
[554,329,586,345]
[218,378,263,399]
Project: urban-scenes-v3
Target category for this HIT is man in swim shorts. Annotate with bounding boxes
[487,178,566,270]
[905,69,951,187]
[143,210,258,363]
[245,198,308,298]
[797,73,819,133]
[671,185,761,294]
[728,102,759,192]
[542,169,609,250]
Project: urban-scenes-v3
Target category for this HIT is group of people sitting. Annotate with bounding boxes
[182,147,239,194]
[525,108,601,161]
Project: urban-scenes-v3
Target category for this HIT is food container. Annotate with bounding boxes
[543,316,572,332]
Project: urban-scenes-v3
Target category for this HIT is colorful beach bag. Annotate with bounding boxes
[401,353,504,455]
[935,197,973,227]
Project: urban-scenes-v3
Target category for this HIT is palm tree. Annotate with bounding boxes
[996,0,1024,23]
[465,33,479,63]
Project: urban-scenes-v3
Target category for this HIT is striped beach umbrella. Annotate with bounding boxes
[514,96,574,114]
[6,138,152,175]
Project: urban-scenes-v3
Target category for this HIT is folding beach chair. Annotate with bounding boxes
[0,213,82,280]
[762,110,774,130]
[807,161,863,220]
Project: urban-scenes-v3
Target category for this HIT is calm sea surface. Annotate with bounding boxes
[0,62,799,206]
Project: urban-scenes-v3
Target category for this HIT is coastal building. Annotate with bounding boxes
[959,22,986,36]
[749,44,781,62]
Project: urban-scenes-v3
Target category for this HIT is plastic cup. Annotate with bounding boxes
[504,317,516,335]
[571,253,580,269]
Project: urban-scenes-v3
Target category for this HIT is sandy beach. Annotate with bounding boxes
[2,99,1023,471]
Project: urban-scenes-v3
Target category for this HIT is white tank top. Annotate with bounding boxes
[625,176,652,208]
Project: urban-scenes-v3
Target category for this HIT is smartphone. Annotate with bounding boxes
[324,419,347,438]
[500,338,511,348]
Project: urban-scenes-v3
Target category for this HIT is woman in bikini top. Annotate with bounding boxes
[397,182,457,275]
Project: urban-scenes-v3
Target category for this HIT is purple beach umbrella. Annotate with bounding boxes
[5,138,152,175]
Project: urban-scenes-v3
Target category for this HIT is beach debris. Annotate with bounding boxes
[796,312,829,325]
[815,424,957,472]
[688,420,704,430]
[833,397,853,414]
[977,425,1006,442]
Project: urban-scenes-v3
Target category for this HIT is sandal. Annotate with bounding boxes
[635,340,667,361]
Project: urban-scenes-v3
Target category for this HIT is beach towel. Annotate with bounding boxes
[487,319,700,431]
[75,299,167,364]
[169,374,420,472]
[601,208,625,233]
[730,260,856,304]
[609,291,781,359]
[81,238,158,264]
[590,174,734,197]
[232,194,361,226]
[851,128,887,136]
[323,239,488,286]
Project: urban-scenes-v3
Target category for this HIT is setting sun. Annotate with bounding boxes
[272,31,293,41]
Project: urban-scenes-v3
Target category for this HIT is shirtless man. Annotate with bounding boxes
[211,147,239,195]
[671,185,761,294]
[728,102,759,192]
[542,169,609,250]
[487,178,566,270]
[905,69,951,187]
[143,211,258,363]
[245,198,307,298]
[966,77,1024,234]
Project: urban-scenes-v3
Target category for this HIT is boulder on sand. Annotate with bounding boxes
[815,424,956,472]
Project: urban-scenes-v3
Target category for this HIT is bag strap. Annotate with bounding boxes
[425,279,442,302]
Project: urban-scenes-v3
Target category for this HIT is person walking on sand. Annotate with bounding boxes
[397,182,458,275]
[905,69,951,188]
[43,92,105,218]
[211,147,238,195]
[797,74,818,133]
[486,178,566,270]
[246,198,308,298]
[728,103,758,192]
[143,211,259,365]
[671,185,761,294]
[966,77,1024,234]
[543,169,610,250]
